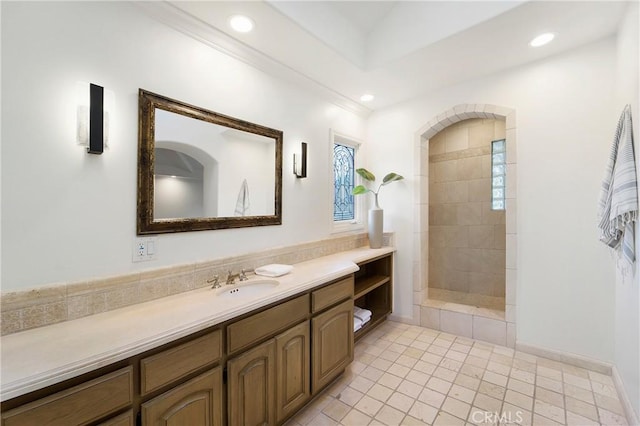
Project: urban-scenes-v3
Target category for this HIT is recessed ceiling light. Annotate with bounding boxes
[529,32,555,47]
[229,15,254,33]
[360,94,374,102]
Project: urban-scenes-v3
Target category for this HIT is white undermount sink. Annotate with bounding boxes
[215,279,280,299]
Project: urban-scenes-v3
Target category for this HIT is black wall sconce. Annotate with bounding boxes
[294,142,307,178]
[77,82,112,155]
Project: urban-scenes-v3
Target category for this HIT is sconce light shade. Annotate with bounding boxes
[294,142,307,178]
[76,82,113,154]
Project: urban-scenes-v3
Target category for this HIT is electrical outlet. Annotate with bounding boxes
[133,237,157,262]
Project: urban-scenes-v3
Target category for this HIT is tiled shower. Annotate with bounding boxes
[428,118,506,312]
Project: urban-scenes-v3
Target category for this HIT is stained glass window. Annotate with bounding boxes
[491,139,506,210]
[334,143,355,221]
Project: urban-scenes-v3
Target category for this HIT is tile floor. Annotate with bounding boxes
[286,321,628,426]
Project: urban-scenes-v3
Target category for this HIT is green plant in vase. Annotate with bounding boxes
[352,168,404,248]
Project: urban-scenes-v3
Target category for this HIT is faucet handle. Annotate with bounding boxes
[207,275,220,289]
[239,269,248,281]
[226,270,237,285]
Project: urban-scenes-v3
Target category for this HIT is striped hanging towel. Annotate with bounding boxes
[597,105,637,265]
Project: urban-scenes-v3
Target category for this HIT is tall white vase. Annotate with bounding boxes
[368,206,383,249]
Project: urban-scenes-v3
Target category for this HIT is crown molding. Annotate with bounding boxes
[133,2,372,118]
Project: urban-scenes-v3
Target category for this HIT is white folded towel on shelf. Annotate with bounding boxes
[354,306,372,323]
[354,316,363,332]
[254,264,293,277]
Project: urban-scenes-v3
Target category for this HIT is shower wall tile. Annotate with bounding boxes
[430,132,445,155]
[469,119,494,148]
[468,225,494,249]
[468,178,491,202]
[445,226,469,248]
[445,126,469,152]
[434,160,458,182]
[444,181,468,203]
[457,157,483,180]
[448,270,470,293]
[429,226,447,248]
[494,225,506,250]
[429,118,506,298]
[456,203,483,226]
[469,272,497,296]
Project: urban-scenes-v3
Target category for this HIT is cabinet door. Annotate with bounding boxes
[227,339,276,426]
[275,321,310,423]
[141,368,222,426]
[312,299,354,393]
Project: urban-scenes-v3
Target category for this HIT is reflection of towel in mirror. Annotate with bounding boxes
[234,179,250,217]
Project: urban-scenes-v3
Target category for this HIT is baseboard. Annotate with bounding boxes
[612,366,640,426]
[516,342,640,425]
[515,342,612,375]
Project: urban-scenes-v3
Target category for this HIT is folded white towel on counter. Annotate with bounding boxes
[354,306,372,323]
[254,264,293,277]
[354,316,363,332]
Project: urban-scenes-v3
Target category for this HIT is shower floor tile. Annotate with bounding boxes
[426,289,505,321]
[285,321,629,426]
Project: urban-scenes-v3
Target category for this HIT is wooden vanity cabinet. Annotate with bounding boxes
[141,368,223,426]
[1,367,134,426]
[226,294,311,426]
[353,253,393,341]
[3,269,377,426]
[275,321,311,423]
[140,329,223,426]
[227,339,276,425]
[311,299,354,392]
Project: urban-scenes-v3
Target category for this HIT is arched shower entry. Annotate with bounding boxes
[413,104,518,347]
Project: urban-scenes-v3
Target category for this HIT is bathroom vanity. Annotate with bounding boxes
[0,248,393,425]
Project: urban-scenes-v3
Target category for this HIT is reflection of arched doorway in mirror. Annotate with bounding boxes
[154,141,218,220]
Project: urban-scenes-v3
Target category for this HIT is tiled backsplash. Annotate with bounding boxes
[1,232,378,336]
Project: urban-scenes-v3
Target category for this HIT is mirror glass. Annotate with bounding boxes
[137,89,282,234]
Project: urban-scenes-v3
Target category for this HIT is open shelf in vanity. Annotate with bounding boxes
[353,252,393,341]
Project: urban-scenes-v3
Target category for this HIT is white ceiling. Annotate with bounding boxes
[145,1,629,113]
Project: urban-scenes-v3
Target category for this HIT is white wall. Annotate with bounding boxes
[615,2,640,417]
[368,38,618,362]
[0,2,365,291]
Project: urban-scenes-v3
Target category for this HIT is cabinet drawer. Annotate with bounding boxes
[98,410,134,426]
[227,295,309,354]
[141,329,222,396]
[312,276,354,313]
[2,367,133,426]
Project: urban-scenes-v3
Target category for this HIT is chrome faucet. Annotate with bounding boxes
[226,270,240,285]
[207,275,221,289]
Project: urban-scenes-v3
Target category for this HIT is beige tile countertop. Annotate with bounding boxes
[0,246,394,402]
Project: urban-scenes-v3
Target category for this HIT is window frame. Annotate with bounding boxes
[330,130,364,234]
